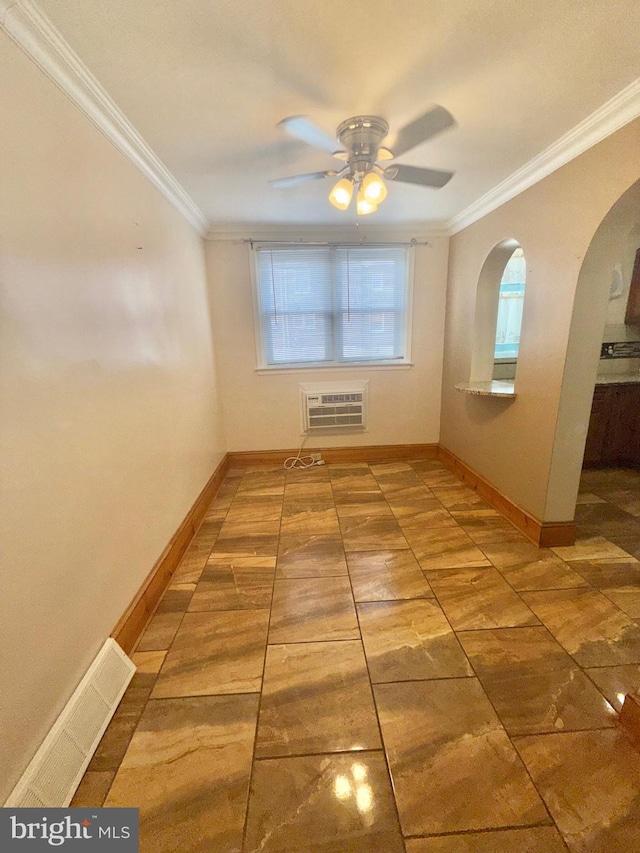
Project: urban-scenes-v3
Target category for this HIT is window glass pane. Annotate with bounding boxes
[494,248,525,359]
[266,313,333,364]
[340,311,403,361]
[258,249,334,364]
[336,249,405,310]
[258,249,333,313]
[256,246,407,366]
[335,248,406,361]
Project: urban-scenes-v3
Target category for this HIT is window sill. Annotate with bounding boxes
[455,380,516,398]
[256,362,414,374]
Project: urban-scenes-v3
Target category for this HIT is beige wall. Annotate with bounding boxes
[441,118,640,521]
[0,35,226,800]
[206,237,449,451]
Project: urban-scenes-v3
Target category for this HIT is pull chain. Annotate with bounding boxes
[346,248,351,323]
[270,250,278,324]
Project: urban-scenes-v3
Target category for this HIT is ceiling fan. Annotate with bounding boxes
[270,105,455,215]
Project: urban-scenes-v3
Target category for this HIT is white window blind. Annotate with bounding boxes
[256,246,408,366]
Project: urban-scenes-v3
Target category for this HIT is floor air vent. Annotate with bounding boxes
[302,384,368,432]
[4,639,135,807]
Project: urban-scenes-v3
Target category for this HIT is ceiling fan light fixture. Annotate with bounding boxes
[362,172,387,204]
[356,188,377,216]
[329,177,354,210]
[274,107,456,213]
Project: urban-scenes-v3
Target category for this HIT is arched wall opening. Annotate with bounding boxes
[470,238,525,384]
[545,176,640,520]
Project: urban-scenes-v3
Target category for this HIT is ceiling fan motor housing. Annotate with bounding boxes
[337,115,389,176]
[271,107,455,197]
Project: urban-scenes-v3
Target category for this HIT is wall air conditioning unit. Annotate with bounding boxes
[301,382,368,433]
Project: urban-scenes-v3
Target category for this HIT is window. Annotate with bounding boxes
[494,247,526,360]
[254,245,409,367]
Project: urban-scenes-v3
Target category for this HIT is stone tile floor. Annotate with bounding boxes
[72,461,640,852]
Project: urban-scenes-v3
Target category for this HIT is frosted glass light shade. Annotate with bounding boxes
[329,178,354,210]
[362,172,387,204]
[356,188,377,215]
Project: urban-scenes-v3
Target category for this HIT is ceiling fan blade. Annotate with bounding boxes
[277,116,340,154]
[385,164,454,188]
[269,171,332,189]
[390,105,455,158]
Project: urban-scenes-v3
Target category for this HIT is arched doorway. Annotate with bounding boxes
[545,177,640,523]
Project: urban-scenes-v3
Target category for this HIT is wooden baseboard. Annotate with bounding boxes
[619,694,640,750]
[537,522,577,547]
[228,443,439,467]
[111,454,230,654]
[437,445,576,547]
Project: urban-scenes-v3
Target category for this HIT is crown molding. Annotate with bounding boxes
[448,77,640,235]
[0,0,208,235]
[206,221,450,242]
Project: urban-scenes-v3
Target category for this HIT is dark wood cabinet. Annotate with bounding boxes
[584,383,640,468]
[584,386,612,466]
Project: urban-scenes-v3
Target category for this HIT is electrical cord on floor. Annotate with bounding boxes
[284,435,323,470]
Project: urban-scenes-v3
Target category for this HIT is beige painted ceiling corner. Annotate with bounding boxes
[4,0,640,235]
[448,76,640,234]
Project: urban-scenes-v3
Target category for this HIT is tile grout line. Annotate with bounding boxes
[402,819,558,838]
[253,746,390,763]
[510,725,617,740]
[402,820,568,845]
[237,466,283,853]
[341,462,409,853]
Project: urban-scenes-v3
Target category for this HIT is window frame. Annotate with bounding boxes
[250,243,415,371]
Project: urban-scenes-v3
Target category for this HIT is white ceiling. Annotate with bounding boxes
[34,0,640,228]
